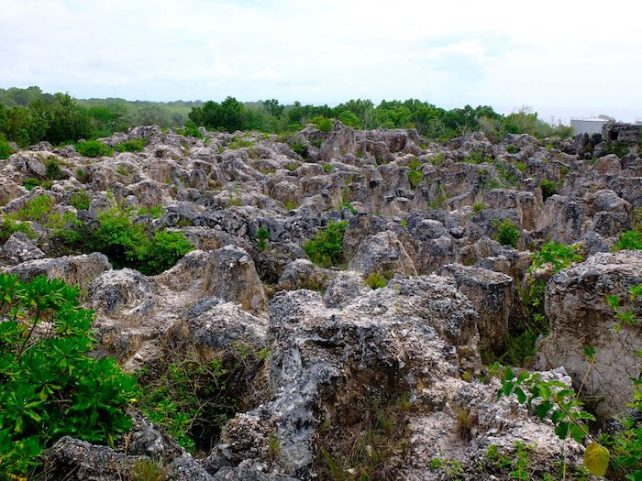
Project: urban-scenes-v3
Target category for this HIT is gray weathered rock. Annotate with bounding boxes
[536,251,642,418]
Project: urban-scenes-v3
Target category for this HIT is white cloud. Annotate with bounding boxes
[0,0,641,120]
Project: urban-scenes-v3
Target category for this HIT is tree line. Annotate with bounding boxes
[0,86,572,151]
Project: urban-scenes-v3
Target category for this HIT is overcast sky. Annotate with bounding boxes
[1,0,641,122]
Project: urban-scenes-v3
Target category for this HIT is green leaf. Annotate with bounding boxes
[584,442,610,477]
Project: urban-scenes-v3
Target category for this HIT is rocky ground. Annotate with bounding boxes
[1,122,640,480]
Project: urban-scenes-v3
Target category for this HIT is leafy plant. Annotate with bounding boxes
[138,343,267,453]
[493,219,520,248]
[255,225,270,252]
[54,205,193,275]
[70,189,91,211]
[137,205,166,219]
[0,274,138,477]
[498,367,614,478]
[472,202,485,214]
[303,221,348,268]
[529,241,583,273]
[75,140,114,158]
[114,138,147,153]
[605,284,642,332]
[612,230,642,251]
[539,179,558,201]
[365,272,388,290]
[0,136,13,159]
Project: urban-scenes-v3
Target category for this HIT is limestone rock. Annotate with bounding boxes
[536,251,642,418]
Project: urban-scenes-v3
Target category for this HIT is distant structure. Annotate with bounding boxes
[602,122,642,142]
[571,115,613,135]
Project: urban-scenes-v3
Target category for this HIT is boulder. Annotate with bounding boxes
[536,251,642,418]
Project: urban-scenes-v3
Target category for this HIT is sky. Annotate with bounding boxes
[1,0,642,122]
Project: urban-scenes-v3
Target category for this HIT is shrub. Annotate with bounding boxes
[0,136,14,160]
[45,157,63,180]
[539,179,558,201]
[70,189,91,211]
[75,140,114,158]
[138,343,267,453]
[493,219,520,248]
[473,202,485,214]
[22,177,50,191]
[255,225,270,251]
[137,205,166,219]
[141,230,194,275]
[530,241,583,272]
[58,205,193,275]
[407,166,422,189]
[506,144,520,154]
[612,230,642,251]
[312,116,333,132]
[365,272,387,290]
[115,138,147,153]
[13,195,54,223]
[303,221,348,268]
[0,274,138,477]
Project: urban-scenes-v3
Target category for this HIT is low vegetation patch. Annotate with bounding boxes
[137,341,269,454]
[0,274,137,478]
[303,221,348,268]
[493,219,520,248]
[75,139,114,158]
[52,204,193,275]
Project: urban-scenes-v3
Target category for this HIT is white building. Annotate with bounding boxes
[570,117,611,135]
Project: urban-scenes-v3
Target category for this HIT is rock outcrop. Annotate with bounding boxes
[536,251,642,418]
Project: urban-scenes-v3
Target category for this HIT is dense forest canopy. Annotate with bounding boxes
[0,86,572,150]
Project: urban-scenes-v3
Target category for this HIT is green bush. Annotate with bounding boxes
[138,344,267,453]
[137,205,165,219]
[45,157,63,180]
[612,230,642,251]
[56,205,193,275]
[530,241,583,272]
[255,225,270,251]
[22,177,50,191]
[114,138,147,153]
[312,116,333,132]
[303,221,348,268]
[0,136,13,159]
[407,160,423,189]
[0,274,138,477]
[539,179,558,201]
[365,272,388,290]
[70,189,91,211]
[493,219,520,248]
[75,140,114,158]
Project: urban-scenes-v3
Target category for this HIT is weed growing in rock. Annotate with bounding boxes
[284,199,298,211]
[530,241,583,272]
[52,205,193,275]
[493,219,520,248]
[406,157,423,189]
[365,272,388,290]
[70,189,91,211]
[137,342,267,454]
[303,221,348,268]
[539,179,558,201]
[0,274,138,477]
[75,140,114,158]
[0,136,13,159]
[137,204,166,219]
[612,230,642,251]
[129,458,167,481]
[255,225,270,251]
[115,138,147,153]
